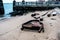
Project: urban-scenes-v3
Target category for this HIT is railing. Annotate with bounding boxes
[14,1,60,7]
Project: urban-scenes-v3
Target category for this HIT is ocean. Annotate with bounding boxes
[3,3,13,18]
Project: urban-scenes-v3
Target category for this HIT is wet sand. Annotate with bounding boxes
[0,10,60,40]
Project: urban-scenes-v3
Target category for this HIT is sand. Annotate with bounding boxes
[0,10,60,40]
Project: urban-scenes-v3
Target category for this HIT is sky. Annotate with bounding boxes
[3,0,48,3]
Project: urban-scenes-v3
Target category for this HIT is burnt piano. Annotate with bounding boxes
[21,20,44,33]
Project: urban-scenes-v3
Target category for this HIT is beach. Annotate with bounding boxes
[0,9,60,40]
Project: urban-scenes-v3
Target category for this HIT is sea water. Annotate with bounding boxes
[3,3,13,18]
[0,3,13,20]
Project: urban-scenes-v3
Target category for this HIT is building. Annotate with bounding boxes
[22,0,25,4]
[48,0,60,1]
[13,0,16,6]
[48,0,56,1]
[0,0,4,15]
[38,0,45,2]
[13,0,17,11]
[56,0,60,1]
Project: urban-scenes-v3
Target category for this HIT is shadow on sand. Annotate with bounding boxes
[58,33,60,40]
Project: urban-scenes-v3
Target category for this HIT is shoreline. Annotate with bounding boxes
[0,9,60,40]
